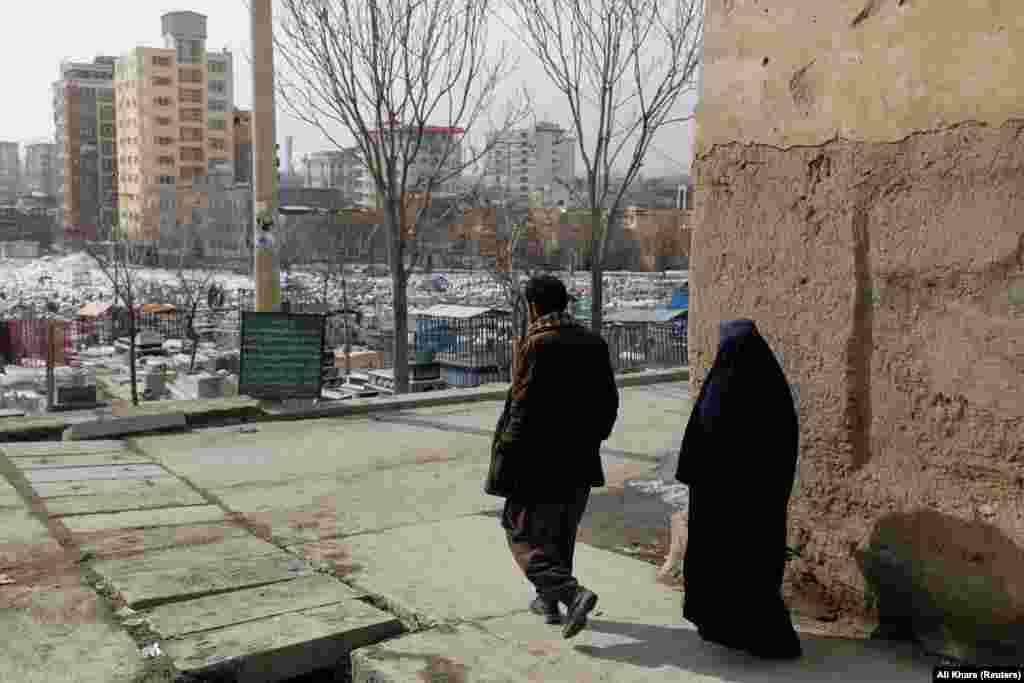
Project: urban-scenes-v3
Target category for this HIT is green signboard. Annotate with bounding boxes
[239,312,326,400]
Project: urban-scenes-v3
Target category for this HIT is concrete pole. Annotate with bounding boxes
[252,0,280,311]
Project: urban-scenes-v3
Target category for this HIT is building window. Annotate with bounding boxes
[180,108,203,123]
[156,116,172,126]
[100,124,115,138]
[156,136,173,146]
[101,142,114,156]
[181,127,203,142]
[158,156,175,166]
[208,118,227,131]
[208,61,227,74]
[180,147,204,163]
[210,138,227,151]
[159,175,176,185]
[208,100,228,112]
[154,96,173,107]
[179,68,202,83]
[208,80,226,95]
[179,88,202,103]
[152,56,172,68]
[151,76,172,87]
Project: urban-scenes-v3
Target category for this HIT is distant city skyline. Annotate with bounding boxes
[3,1,697,178]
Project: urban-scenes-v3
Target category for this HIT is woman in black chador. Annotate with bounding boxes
[676,319,802,659]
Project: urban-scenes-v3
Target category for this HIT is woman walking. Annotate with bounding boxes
[676,319,802,659]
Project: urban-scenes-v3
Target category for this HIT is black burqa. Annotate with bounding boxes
[676,319,802,659]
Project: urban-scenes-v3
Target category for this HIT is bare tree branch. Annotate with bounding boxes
[508,0,703,331]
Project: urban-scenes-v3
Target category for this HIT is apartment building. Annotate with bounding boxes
[364,123,463,206]
[52,56,118,240]
[233,108,252,185]
[0,142,19,205]
[24,142,58,197]
[304,147,371,206]
[484,121,575,207]
[114,11,236,242]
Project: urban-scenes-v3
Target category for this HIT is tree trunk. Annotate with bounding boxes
[128,308,139,406]
[187,306,200,373]
[342,270,351,378]
[389,212,410,394]
[589,208,604,335]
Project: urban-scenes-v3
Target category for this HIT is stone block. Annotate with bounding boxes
[63,413,187,441]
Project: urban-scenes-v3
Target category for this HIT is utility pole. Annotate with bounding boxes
[252,0,280,311]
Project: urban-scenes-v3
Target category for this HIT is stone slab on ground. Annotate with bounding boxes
[0,507,53,545]
[1,440,129,456]
[75,522,251,560]
[221,459,500,545]
[298,515,685,627]
[132,417,495,488]
[41,478,207,516]
[59,504,227,534]
[0,416,67,439]
[0,576,144,683]
[351,621,931,683]
[164,600,404,682]
[92,536,304,608]
[63,412,186,441]
[7,450,152,469]
[24,463,167,483]
[147,574,362,638]
[0,477,23,510]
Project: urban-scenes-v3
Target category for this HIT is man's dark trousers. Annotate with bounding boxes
[501,487,590,604]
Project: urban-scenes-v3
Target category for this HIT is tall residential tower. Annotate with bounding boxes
[53,56,118,239]
[114,12,236,242]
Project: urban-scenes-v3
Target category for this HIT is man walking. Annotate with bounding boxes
[486,274,619,639]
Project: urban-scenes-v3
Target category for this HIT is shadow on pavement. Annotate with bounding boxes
[576,619,933,682]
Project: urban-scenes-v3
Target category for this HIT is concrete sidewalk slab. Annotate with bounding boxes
[147,574,362,638]
[24,463,168,483]
[132,417,495,488]
[222,459,499,545]
[351,621,931,683]
[91,536,305,608]
[0,574,145,683]
[59,504,227,534]
[304,515,684,627]
[41,478,207,517]
[75,522,251,561]
[0,477,23,509]
[164,600,403,682]
[0,507,54,545]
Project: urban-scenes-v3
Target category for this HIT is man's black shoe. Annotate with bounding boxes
[529,596,563,625]
[562,587,598,639]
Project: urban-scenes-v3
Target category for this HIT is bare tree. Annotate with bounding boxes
[508,0,703,332]
[174,224,218,373]
[276,0,530,393]
[83,233,142,406]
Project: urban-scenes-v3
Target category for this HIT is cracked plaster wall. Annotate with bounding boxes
[690,0,1024,639]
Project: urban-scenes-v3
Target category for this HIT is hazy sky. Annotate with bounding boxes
[3,0,696,176]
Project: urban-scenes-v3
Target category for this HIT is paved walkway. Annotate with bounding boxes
[0,381,938,681]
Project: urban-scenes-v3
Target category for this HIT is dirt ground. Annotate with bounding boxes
[577,487,877,641]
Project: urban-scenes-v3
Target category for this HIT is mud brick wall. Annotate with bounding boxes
[689,0,1024,649]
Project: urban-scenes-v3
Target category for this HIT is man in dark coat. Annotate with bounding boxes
[486,274,619,639]
[676,318,802,659]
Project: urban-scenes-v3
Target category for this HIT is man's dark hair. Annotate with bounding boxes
[524,275,568,316]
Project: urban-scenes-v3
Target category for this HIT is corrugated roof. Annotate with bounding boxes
[605,308,687,323]
[420,304,507,319]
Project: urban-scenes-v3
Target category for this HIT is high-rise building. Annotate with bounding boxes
[24,142,58,197]
[484,121,575,206]
[304,147,370,206]
[233,108,252,185]
[53,56,119,240]
[114,11,236,242]
[366,122,463,206]
[0,142,20,205]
